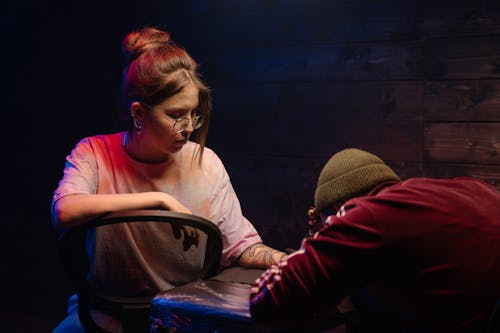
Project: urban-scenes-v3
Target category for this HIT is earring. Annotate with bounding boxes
[134,119,143,135]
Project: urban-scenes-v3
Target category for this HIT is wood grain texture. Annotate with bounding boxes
[211,117,421,160]
[214,81,423,121]
[423,163,500,190]
[424,123,500,163]
[189,0,500,249]
[206,41,423,83]
[424,36,500,79]
[422,0,500,37]
[424,80,500,121]
[187,0,422,48]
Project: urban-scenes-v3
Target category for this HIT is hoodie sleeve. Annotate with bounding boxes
[249,201,385,325]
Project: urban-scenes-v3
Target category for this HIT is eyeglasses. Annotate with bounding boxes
[140,102,203,134]
[306,206,321,236]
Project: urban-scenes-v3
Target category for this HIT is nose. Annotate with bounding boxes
[182,119,194,133]
[178,119,194,137]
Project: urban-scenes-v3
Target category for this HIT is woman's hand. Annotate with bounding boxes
[159,192,192,214]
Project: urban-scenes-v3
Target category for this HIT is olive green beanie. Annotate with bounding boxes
[314,148,401,212]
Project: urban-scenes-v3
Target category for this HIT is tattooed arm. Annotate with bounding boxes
[237,243,287,269]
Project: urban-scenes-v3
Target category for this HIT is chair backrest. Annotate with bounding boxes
[58,210,223,333]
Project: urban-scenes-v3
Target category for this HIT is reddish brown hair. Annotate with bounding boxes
[120,26,211,163]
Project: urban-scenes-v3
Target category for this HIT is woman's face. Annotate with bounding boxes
[138,82,200,160]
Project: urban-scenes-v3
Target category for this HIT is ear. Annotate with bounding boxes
[130,101,144,120]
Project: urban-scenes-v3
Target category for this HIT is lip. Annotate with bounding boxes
[175,139,188,145]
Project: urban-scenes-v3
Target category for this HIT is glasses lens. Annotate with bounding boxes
[173,114,203,133]
[192,114,203,129]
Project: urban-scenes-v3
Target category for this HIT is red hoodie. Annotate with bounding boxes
[250,177,500,332]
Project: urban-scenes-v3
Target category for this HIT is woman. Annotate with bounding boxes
[52,26,286,332]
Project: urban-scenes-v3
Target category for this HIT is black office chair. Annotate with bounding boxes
[58,209,223,333]
[149,206,357,333]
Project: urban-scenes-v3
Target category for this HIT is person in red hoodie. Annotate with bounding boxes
[250,148,500,333]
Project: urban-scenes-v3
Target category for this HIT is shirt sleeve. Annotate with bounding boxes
[207,153,262,267]
[52,137,99,203]
[249,201,385,325]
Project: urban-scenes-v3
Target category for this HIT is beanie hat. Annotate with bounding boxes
[314,148,400,212]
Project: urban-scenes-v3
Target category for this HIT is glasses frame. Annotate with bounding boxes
[139,102,202,134]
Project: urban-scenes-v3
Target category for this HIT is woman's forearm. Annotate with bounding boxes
[52,192,191,228]
[237,243,287,269]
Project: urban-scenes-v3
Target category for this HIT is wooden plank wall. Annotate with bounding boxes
[179,0,500,250]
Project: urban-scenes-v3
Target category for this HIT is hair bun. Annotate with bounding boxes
[122,27,172,60]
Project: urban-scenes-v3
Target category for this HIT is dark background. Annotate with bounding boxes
[3,0,500,331]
